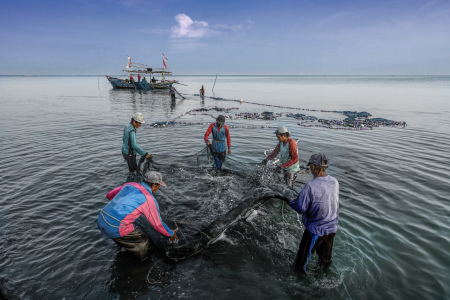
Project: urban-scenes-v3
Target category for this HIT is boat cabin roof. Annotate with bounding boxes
[123,68,172,75]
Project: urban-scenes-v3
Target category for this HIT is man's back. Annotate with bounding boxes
[294,175,339,236]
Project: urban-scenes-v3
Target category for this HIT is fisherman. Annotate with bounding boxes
[129,74,134,83]
[169,86,177,102]
[152,77,157,83]
[122,113,151,173]
[204,115,231,169]
[200,85,205,96]
[97,171,179,261]
[286,154,339,273]
[262,126,299,187]
[137,74,141,82]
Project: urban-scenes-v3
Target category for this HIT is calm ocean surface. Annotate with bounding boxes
[0,75,449,299]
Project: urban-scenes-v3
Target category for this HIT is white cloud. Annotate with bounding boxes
[171,14,243,38]
[172,14,209,38]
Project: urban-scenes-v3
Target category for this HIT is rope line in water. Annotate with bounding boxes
[173,219,187,241]
[149,94,407,130]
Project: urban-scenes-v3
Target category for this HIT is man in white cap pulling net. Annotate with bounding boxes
[122,112,151,173]
[262,126,300,187]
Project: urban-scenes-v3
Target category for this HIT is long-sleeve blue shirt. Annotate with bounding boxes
[288,175,339,236]
[122,123,147,156]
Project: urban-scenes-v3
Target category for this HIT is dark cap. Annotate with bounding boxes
[216,115,226,125]
[306,154,329,167]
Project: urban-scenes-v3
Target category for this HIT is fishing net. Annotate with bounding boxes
[130,156,297,262]
[148,96,407,130]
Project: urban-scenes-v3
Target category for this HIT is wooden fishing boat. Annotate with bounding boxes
[105,76,135,89]
[106,55,179,90]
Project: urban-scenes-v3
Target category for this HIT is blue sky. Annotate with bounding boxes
[1,0,449,75]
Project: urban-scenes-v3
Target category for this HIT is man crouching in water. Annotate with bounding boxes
[97,171,178,261]
[285,154,339,273]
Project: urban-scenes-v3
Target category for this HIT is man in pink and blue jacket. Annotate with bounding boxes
[97,171,178,261]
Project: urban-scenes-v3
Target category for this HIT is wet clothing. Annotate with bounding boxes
[122,152,137,173]
[294,229,336,272]
[287,175,339,272]
[204,122,231,169]
[211,148,226,169]
[122,123,147,172]
[113,227,149,261]
[97,182,174,260]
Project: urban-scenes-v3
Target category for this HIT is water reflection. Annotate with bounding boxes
[107,251,151,298]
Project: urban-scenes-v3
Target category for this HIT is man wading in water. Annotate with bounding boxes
[122,113,151,173]
[285,154,339,273]
[204,115,231,169]
[262,126,300,187]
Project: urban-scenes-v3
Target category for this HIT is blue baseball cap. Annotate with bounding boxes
[307,154,329,167]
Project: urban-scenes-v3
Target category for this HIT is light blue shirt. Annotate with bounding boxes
[289,175,339,236]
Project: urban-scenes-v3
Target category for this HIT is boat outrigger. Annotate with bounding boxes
[106,55,179,90]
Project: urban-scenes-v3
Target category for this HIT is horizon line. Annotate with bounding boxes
[1,74,449,77]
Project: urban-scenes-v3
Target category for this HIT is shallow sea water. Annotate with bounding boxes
[0,75,449,299]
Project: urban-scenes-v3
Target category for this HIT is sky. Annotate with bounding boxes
[1,0,449,75]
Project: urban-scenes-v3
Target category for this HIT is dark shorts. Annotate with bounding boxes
[212,150,226,169]
[122,152,137,172]
[294,228,336,273]
[112,227,149,261]
[215,150,226,162]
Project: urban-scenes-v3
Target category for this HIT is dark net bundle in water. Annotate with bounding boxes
[133,157,297,262]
